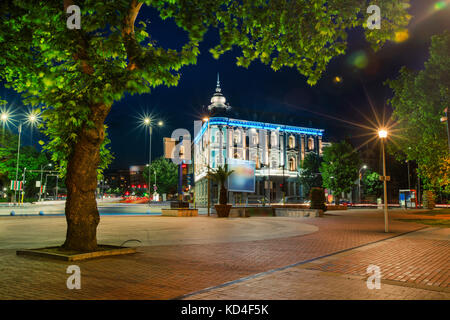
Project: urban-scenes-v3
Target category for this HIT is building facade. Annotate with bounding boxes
[193,75,326,205]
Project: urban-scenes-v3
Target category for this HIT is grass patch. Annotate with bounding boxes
[396,219,450,228]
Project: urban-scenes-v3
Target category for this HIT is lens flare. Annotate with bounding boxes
[394,30,409,43]
[347,51,368,69]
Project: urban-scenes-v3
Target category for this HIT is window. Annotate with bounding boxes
[270,131,278,147]
[289,157,296,171]
[215,130,222,144]
[289,135,295,148]
[234,130,241,144]
[308,137,314,150]
[251,134,258,146]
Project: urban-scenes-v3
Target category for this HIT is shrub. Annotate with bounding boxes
[310,187,326,211]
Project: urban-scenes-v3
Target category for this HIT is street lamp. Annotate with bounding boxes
[378,128,389,233]
[441,107,450,153]
[202,117,211,216]
[358,165,368,203]
[39,163,52,201]
[142,116,163,205]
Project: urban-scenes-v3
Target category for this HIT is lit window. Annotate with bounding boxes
[234,130,241,144]
[289,136,295,148]
[308,137,314,150]
[289,157,296,171]
[271,132,278,146]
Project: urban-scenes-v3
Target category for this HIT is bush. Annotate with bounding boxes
[310,187,326,211]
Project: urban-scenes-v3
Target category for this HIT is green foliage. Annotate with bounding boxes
[0,0,411,186]
[207,164,234,204]
[386,31,450,191]
[0,130,49,198]
[298,152,323,198]
[362,170,383,197]
[320,141,360,201]
[143,156,178,195]
[310,187,326,211]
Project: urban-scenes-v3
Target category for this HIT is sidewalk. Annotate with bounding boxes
[186,226,449,300]
[0,209,447,299]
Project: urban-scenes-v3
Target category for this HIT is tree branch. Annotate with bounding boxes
[122,0,143,71]
[63,0,94,75]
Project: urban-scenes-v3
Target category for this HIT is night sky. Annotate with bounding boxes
[1,0,449,170]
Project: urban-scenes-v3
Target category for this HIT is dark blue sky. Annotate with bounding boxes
[1,0,449,170]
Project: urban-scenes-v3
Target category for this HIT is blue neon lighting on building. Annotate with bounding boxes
[194,117,324,143]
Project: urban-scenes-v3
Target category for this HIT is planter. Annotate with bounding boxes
[214,204,232,218]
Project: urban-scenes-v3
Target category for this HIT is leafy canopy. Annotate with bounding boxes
[0,130,49,198]
[298,152,323,198]
[143,156,178,195]
[362,170,383,197]
[0,0,411,173]
[320,141,360,198]
[386,31,450,191]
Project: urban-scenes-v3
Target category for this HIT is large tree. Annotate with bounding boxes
[298,152,323,198]
[0,1,410,251]
[320,141,360,203]
[386,31,449,193]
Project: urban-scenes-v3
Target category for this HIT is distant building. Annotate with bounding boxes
[193,75,327,205]
[129,165,147,187]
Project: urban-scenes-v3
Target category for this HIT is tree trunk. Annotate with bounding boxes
[62,103,110,252]
[219,183,228,205]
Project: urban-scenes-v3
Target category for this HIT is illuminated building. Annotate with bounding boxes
[193,75,327,205]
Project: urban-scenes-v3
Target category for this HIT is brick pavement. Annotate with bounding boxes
[0,209,447,299]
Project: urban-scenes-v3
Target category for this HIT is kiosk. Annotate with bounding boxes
[399,189,417,208]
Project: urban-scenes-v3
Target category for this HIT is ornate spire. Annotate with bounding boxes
[216,73,221,92]
[208,73,231,112]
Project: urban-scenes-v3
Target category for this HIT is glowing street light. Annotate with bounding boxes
[142,116,164,204]
[1,113,8,122]
[378,128,389,232]
[378,129,388,138]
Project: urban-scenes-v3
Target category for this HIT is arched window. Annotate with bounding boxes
[270,131,278,147]
[215,130,222,144]
[308,137,314,150]
[289,157,296,171]
[251,132,259,146]
[289,135,295,148]
[234,129,241,144]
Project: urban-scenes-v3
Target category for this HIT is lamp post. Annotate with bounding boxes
[143,117,163,205]
[441,107,450,153]
[39,163,52,202]
[14,122,22,205]
[358,165,367,203]
[378,129,389,233]
[203,117,211,216]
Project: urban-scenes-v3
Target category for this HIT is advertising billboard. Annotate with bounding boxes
[227,159,255,193]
